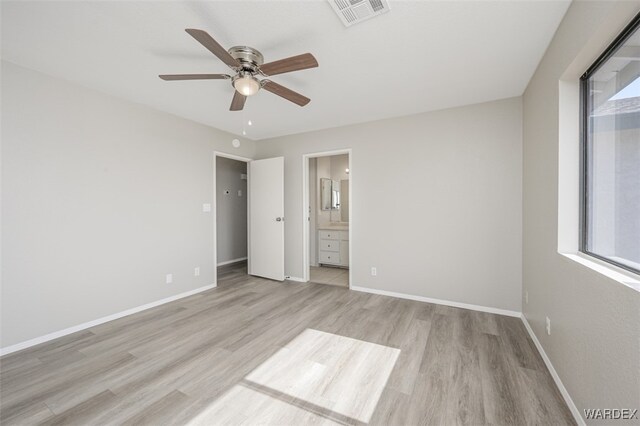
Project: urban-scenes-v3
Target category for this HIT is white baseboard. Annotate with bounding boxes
[286,276,307,283]
[349,285,521,317]
[0,283,217,357]
[217,257,248,267]
[520,315,585,426]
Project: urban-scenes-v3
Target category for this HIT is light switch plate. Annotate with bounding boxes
[202,203,211,212]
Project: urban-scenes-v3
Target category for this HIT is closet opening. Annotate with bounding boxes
[214,153,250,285]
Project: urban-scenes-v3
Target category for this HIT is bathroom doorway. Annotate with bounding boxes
[302,150,352,287]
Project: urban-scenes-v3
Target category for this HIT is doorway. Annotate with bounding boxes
[214,152,251,286]
[303,150,352,287]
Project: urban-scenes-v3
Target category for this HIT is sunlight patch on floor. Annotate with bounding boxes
[187,329,400,425]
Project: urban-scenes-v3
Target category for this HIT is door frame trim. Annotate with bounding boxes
[213,151,253,286]
[302,149,353,287]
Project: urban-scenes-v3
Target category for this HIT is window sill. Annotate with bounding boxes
[559,251,640,293]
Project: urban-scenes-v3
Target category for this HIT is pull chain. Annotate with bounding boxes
[242,108,246,136]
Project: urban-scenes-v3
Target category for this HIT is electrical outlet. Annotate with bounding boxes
[166,274,173,284]
[194,267,200,277]
[238,190,242,197]
[525,291,529,304]
[371,267,377,276]
[546,317,551,335]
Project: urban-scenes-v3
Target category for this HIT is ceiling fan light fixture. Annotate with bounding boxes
[233,73,260,96]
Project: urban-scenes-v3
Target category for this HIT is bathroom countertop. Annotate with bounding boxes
[318,225,349,231]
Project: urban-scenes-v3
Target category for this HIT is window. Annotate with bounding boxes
[580,13,640,275]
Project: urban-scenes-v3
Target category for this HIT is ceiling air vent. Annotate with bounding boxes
[329,0,390,27]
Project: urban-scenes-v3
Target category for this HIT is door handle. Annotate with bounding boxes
[276,217,284,222]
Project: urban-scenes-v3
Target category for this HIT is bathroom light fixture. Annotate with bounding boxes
[345,168,350,174]
[232,73,260,96]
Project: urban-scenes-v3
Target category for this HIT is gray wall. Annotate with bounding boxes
[216,156,248,264]
[257,97,523,312]
[522,1,640,420]
[1,61,254,348]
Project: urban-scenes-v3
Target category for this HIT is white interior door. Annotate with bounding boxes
[249,157,285,281]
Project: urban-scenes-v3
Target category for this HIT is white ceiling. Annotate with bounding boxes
[1,0,570,140]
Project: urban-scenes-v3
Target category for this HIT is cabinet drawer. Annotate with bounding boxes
[319,251,339,264]
[318,230,340,240]
[320,239,340,252]
[318,240,340,251]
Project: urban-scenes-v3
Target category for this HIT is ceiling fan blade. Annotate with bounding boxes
[159,74,230,81]
[259,53,318,76]
[262,80,310,107]
[185,28,239,69]
[230,91,247,111]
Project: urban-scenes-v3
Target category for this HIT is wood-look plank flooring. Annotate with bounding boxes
[1,263,575,425]
[310,266,349,287]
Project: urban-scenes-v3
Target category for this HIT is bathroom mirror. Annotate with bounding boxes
[331,180,340,210]
[320,178,340,211]
[320,178,332,210]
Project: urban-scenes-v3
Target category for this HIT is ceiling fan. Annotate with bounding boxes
[159,29,318,111]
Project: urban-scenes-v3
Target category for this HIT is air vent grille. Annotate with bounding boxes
[328,0,390,27]
[369,0,384,12]
[342,8,357,23]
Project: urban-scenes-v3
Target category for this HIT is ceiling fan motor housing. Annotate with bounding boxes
[228,46,264,73]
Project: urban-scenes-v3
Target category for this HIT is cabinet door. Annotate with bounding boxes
[340,240,349,266]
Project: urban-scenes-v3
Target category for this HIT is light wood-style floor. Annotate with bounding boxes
[1,265,575,425]
[310,266,349,287]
